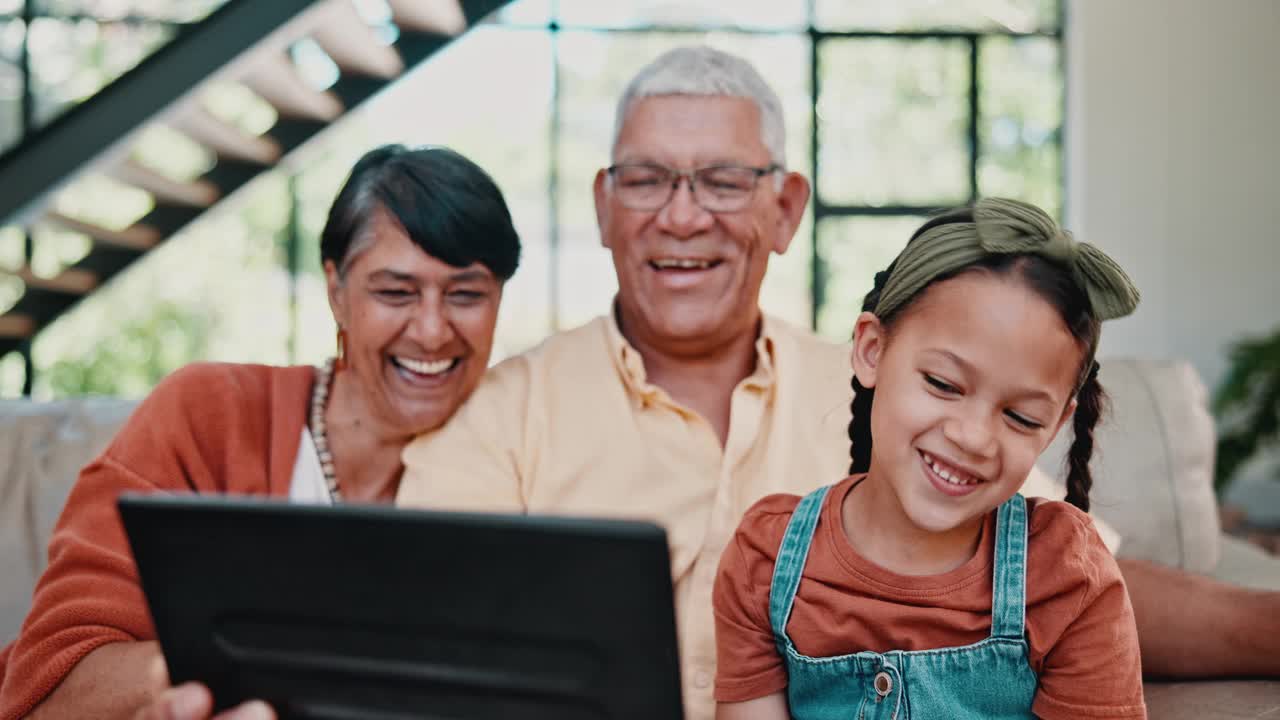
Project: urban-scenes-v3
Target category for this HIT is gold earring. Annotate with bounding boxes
[335,327,347,371]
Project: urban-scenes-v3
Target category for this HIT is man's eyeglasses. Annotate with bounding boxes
[606,163,781,213]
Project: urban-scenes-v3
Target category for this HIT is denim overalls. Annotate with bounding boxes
[768,487,1038,719]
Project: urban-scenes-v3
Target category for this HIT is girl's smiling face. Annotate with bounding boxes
[851,270,1084,538]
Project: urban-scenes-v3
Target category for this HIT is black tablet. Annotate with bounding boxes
[118,494,683,720]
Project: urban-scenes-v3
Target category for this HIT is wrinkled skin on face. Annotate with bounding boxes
[594,95,809,358]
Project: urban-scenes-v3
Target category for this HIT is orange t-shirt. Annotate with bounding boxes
[713,475,1145,720]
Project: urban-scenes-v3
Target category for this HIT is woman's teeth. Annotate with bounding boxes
[396,356,455,376]
[652,258,714,270]
[922,452,980,486]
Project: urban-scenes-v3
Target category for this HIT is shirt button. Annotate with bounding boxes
[694,670,712,689]
[873,671,893,697]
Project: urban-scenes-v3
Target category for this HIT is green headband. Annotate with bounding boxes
[873,198,1141,322]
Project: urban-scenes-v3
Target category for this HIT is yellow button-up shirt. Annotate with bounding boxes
[398,312,1106,720]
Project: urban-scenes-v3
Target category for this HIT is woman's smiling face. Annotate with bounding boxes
[326,207,503,439]
[851,270,1084,536]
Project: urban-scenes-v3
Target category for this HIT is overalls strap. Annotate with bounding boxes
[990,493,1029,640]
[767,485,831,645]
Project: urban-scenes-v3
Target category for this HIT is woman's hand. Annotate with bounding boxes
[22,642,274,720]
[134,683,275,720]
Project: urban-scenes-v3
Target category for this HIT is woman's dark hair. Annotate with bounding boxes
[847,207,1106,512]
[320,144,520,281]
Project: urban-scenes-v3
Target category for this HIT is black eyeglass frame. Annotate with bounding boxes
[605,162,783,212]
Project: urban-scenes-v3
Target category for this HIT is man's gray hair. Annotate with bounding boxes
[613,46,787,167]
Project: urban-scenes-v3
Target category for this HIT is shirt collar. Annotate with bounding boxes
[604,301,779,400]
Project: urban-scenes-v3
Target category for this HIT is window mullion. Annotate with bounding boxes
[968,35,980,204]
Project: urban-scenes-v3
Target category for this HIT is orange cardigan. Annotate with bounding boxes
[0,362,314,719]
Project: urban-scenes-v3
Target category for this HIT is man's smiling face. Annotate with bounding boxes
[594,95,807,352]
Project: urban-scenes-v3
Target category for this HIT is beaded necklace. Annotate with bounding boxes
[308,358,341,502]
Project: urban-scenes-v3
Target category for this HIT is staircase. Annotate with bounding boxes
[0,0,513,361]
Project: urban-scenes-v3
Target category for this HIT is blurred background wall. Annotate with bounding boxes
[1069,0,1280,389]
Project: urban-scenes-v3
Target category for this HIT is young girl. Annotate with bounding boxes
[712,198,1146,720]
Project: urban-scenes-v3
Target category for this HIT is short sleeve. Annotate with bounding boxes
[1029,504,1146,719]
[712,494,799,703]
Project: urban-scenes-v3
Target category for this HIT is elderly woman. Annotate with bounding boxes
[0,144,521,720]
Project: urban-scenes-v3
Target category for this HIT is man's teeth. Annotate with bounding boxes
[922,452,980,486]
[652,258,713,270]
[397,357,454,375]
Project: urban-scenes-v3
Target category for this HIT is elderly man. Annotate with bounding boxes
[399,46,1280,719]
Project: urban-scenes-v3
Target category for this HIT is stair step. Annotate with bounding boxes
[17,267,97,295]
[394,29,452,63]
[105,159,221,208]
[6,286,84,334]
[244,54,344,121]
[44,213,163,251]
[267,117,331,155]
[328,74,390,110]
[200,157,269,197]
[0,0,320,227]
[70,244,148,279]
[170,105,283,166]
[313,1,405,79]
[135,204,205,238]
[0,314,34,339]
[387,0,467,35]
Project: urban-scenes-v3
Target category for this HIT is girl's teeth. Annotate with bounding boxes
[924,452,976,485]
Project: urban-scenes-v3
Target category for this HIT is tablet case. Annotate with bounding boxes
[119,495,684,719]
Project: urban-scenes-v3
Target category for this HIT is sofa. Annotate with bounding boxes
[1034,359,1280,717]
[1,357,1278,717]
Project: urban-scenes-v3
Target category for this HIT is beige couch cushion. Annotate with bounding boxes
[0,358,1233,642]
[1036,358,1220,573]
[0,398,136,644]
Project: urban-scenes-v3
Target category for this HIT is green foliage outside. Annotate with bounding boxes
[1214,326,1280,493]
[42,301,212,398]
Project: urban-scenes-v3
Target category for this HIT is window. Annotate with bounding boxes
[0,0,1064,396]
[479,0,1065,345]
